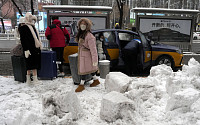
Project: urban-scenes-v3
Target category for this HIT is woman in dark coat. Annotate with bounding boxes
[18,13,42,84]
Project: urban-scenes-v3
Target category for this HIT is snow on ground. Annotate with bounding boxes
[1,58,200,125]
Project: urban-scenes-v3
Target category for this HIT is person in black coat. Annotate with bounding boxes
[122,39,141,76]
[18,13,42,84]
[115,23,120,29]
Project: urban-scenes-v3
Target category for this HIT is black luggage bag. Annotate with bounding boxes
[11,56,26,83]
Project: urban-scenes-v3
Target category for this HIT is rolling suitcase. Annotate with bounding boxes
[68,53,92,85]
[11,56,26,83]
[37,51,57,79]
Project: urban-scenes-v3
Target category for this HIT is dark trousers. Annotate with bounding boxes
[52,47,64,73]
[81,72,96,80]
[122,50,137,76]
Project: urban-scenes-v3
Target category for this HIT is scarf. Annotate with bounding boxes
[25,22,42,49]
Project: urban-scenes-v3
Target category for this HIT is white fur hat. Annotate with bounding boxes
[32,15,37,22]
[19,17,26,24]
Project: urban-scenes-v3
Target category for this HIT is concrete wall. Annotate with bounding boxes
[0,40,16,51]
[182,53,200,65]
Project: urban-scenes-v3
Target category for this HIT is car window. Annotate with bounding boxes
[103,31,116,44]
[118,32,141,48]
[118,32,134,41]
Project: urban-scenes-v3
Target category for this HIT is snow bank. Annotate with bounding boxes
[0,76,44,125]
[165,75,195,97]
[104,72,132,93]
[163,58,200,125]
[182,58,200,77]
[42,84,83,124]
[166,88,200,111]
[2,58,200,125]
[150,64,173,77]
[100,91,135,123]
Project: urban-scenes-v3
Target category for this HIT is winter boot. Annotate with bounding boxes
[90,79,100,87]
[75,85,85,92]
[26,75,31,84]
[32,75,41,84]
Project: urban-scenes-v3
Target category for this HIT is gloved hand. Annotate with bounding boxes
[93,62,98,67]
[24,50,31,58]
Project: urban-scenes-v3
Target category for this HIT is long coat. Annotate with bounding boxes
[78,32,98,75]
[18,24,41,70]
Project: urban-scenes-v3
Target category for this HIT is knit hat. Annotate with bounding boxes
[19,17,26,24]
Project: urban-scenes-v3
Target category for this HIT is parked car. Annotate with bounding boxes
[193,32,200,40]
[63,29,183,74]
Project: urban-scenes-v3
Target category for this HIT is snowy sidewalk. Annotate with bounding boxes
[1,58,200,125]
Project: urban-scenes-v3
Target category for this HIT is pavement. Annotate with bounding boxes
[0,50,71,76]
[1,51,200,76]
[0,52,13,76]
[1,39,200,76]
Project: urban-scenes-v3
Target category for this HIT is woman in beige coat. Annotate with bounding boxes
[75,18,100,92]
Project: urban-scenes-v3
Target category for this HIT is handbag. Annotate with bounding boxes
[10,44,24,56]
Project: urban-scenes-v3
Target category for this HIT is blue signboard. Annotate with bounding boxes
[16,11,47,31]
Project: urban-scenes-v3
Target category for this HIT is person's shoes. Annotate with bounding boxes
[26,75,31,84]
[90,79,100,87]
[58,72,65,77]
[32,75,42,84]
[75,85,85,92]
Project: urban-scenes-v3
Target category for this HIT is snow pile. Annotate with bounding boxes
[100,91,135,123]
[102,58,200,125]
[42,84,83,125]
[163,58,200,125]
[105,72,132,93]
[2,58,200,124]
[166,88,200,111]
[150,64,173,77]
[182,57,200,77]
[0,77,44,125]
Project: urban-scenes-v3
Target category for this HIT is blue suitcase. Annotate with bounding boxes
[38,51,57,79]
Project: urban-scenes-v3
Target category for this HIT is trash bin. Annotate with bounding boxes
[68,53,92,85]
[99,60,110,79]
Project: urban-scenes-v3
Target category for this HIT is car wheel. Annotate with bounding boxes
[194,37,197,40]
[156,56,174,69]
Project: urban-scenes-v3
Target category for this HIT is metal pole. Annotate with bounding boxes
[31,0,34,15]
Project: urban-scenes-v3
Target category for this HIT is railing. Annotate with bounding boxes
[0,32,50,50]
[0,31,47,40]
[0,33,15,40]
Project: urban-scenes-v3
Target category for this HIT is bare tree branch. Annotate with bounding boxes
[10,0,23,16]
[0,0,9,8]
[3,0,13,18]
